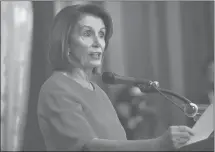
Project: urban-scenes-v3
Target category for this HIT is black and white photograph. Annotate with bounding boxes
[1,1,214,151]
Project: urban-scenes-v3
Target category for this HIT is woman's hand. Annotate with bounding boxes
[158,126,195,150]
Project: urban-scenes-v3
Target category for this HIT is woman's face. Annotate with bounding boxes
[69,14,106,69]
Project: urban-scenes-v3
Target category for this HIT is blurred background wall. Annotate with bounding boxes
[1,1,214,151]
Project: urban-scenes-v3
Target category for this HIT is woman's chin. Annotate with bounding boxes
[88,61,102,68]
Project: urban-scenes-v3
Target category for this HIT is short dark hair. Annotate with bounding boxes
[48,3,113,71]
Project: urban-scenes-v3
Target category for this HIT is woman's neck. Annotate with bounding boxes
[63,67,94,91]
[65,67,92,83]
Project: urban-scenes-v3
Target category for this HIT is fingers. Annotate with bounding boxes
[173,137,188,144]
[172,132,191,141]
[170,130,191,149]
[167,125,194,149]
[160,126,194,150]
[169,126,194,135]
[178,126,195,136]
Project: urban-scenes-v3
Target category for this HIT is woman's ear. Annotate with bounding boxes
[66,47,71,59]
[66,47,74,64]
[66,47,83,69]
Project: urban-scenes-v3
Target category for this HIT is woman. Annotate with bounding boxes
[37,3,194,151]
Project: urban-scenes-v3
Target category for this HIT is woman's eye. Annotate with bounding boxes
[83,30,92,37]
[99,31,105,38]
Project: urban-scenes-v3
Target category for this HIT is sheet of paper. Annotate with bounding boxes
[184,103,214,146]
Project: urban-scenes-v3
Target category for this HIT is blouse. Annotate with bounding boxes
[37,71,127,151]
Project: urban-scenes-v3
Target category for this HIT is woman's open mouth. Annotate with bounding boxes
[89,52,102,59]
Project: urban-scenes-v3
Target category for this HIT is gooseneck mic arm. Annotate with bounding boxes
[137,83,198,118]
[102,72,198,118]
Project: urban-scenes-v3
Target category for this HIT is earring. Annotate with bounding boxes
[68,51,71,56]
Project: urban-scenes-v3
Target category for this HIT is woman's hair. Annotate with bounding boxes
[48,3,113,71]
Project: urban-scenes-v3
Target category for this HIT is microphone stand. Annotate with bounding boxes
[137,82,214,150]
[135,82,199,120]
[138,82,215,139]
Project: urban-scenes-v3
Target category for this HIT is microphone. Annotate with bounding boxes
[102,72,158,87]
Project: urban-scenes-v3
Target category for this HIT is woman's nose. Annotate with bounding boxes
[92,36,100,48]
